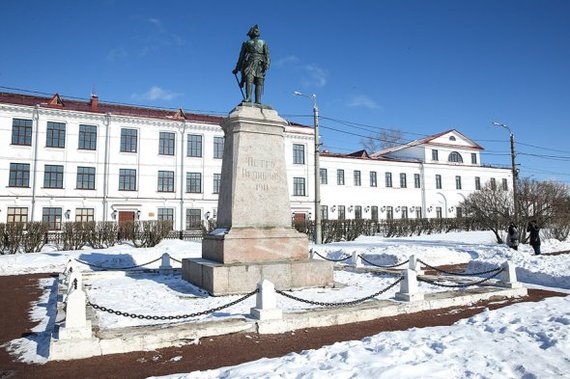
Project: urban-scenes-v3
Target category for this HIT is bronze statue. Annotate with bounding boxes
[232,24,270,104]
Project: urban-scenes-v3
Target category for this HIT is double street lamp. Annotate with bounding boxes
[492,121,519,224]
[293,91,322,244]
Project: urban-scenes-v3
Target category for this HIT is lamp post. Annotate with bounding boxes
[293,91,322,244]
[492,122,519,224]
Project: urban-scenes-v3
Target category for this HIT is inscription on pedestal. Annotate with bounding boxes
[240,157,284,192]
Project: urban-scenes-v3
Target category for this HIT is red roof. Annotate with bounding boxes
[0,92,224,125]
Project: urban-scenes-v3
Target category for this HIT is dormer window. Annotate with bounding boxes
[448,151,463,163]
[449,136,456,141]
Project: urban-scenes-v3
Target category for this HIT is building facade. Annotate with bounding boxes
[0,91,510,230]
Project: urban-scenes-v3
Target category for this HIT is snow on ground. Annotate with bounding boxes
[1,230,570,376]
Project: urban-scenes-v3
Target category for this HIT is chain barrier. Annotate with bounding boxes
[169,255,183,264]
[418,268,505,288]
[417,259,502,277]
[359,255,410,269]
[313,251,352,263]
[275,275,403,307]
[73,278,77,290]
[74,256,163,270]
[88,288,258,320]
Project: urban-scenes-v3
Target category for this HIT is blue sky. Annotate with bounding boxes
[1,0,569,183]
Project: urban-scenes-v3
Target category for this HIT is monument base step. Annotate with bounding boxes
[182,258,334,296]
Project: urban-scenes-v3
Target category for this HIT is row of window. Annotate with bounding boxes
[4,206,206,230]
[320,168,508,191]
[432,149,477,165]
[319,205,464,220]
[10,119,225,158]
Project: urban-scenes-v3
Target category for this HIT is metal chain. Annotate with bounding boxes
[169,255,183,264]
[275,276,403,307]
[418,268,505,288]
[313,251,352,262]
[417,259,502,276]
[359,255,410,268]
[74,256,163,270]
[88,288,258,320]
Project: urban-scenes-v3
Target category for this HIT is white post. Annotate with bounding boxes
[66,270,83,296]
[499,261,522,288]
[159,253,173,275]
[59,273,92,340]
[395,269,424,302]
[250,280,282,321]
[309,248,315,260]
[408,254,424,275]
[352,251,362,268]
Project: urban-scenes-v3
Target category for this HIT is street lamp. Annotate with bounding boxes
[492,121,519,224]
[293,91,322,244]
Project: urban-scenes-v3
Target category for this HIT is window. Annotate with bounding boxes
[456,175,462,190]
[448,151,463,163]
[46,121,66,148]
[76,167,96,190]
[416,207,422,219]
[320,205,328,220]
[353,170,361,186]
[119,169,137,191]
[7,207,28,224]
[120,128,138,153]
[42,207,62,230]
[371,206,379,221]
[213,137,224,159]
[385,172,393,187]
[432,149,439,161]
[475,176,481,190]
[159,132,175,155]
[414,174,421,188]
[354,205,362,219]
[471,153,477,164]
[293,177,306,196]
[293,144,305,164]
[435,174,442,189]
[449,136,456,141]
[490,178,497,190]
[186,208,202,229]
[401,206,408,219]
[78,125,97,150]
[213,173,221,194]
[386,206,394,220]
[44,165,64,188]
[158,208,174,223]
[337,205,345,220]
[158,171,175,192]
[400,173,407,188]
[187,134,203,157]
[186,172,202,193]
[436,207,443,219]
[11,118,32,146]
[456,207,464,218]
[320,168,328,184]
[337,169,345,185]
[370,171,377,187]
[502,178,509,191]
[75,208,94,223]
[9,163,30,187]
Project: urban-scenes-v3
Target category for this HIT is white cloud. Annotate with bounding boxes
[131,86,182,102]
[347,94,382,110]
[106,47,128,62]
[302,64,328,88]
[274,55,301,68]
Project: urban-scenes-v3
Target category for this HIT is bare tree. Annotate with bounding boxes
[361,129,404,153]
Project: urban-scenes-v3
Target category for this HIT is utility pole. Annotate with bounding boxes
[294,91,322,244]
[493,122,518,224]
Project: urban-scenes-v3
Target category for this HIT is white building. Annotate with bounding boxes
[0,91,510,230]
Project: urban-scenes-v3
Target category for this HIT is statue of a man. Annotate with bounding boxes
[232,24,270,104]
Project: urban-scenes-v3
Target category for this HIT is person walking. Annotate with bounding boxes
[527,220,541,255]
[507,223,519,251]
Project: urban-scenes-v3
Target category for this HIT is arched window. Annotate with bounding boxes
[448,151,463,163]
[449,136,456,141]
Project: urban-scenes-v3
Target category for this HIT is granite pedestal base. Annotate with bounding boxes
[182,258,334,296]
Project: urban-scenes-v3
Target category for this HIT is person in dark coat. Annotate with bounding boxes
[507,223,519,251]
[527,220,541,255]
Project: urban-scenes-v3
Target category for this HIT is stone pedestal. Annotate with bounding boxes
[183,105,333,295]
